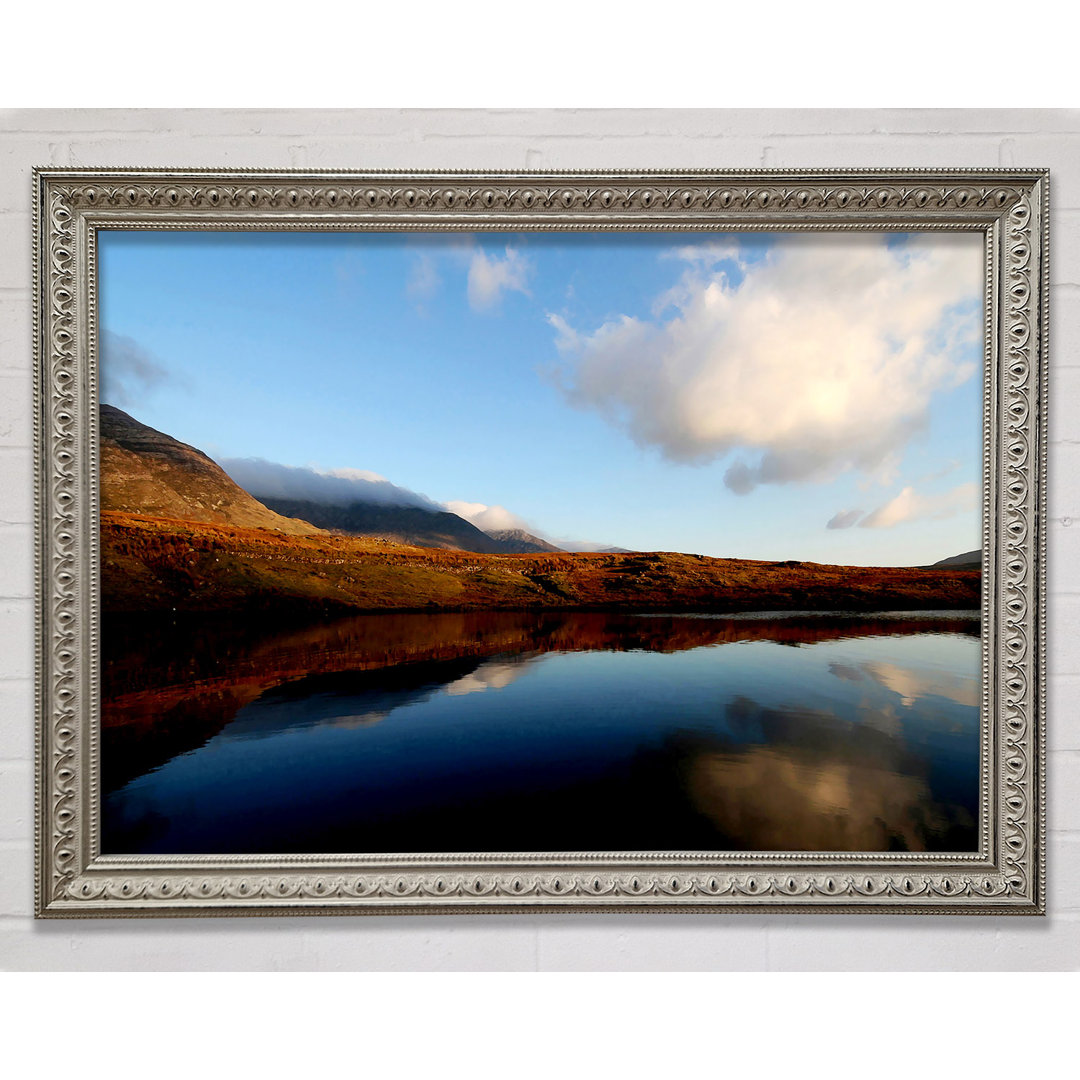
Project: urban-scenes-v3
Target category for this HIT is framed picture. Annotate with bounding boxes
[34,169,1048,915]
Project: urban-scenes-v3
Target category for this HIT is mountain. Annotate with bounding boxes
[99,404,320,537]
[254,497,517,553]
[558,542,634,554]
[483,528,564,554]
[933,550,981,569]
[101,405,600,555]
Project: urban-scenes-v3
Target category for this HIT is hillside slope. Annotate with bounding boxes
[100,405,321,537]
[101,511,982,616]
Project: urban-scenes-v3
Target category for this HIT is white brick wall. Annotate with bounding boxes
[1,108,1077,970]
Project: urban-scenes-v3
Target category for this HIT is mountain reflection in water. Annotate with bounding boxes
[101,609,981,855]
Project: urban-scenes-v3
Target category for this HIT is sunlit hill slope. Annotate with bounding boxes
[101,510,980,616]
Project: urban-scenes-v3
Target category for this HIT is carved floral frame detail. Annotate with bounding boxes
[34,169,1048,915]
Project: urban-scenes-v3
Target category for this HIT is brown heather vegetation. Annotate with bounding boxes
[101,510,982,617]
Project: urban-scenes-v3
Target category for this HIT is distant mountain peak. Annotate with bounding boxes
[483,528,564,554]
[556,541,634,554]
[932,549,981,568]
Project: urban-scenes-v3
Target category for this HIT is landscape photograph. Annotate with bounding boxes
[96,227,985,856]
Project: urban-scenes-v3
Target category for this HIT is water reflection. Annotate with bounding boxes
[842,658,980,708]
[683,695,972,851]
[101,609,980,855]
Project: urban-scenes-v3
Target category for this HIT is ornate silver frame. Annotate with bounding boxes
[33,168,1048,916]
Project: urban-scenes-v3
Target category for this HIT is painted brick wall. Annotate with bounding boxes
[1,109,1077,970]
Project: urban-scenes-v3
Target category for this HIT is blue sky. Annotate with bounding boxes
[97,228,984,565]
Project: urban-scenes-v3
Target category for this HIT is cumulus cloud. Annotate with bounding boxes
[858,482,978,530]
[466,246,531,310]
[100,330,170,408]
[218,458,435,509]
[551,233,982,493]
[445,500,532,534]
[826,508,865,530]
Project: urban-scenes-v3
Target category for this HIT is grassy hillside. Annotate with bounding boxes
[100,404,319,536]
[101,511,981,616]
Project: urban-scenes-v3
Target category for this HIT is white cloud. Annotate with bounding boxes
[662,239,746,269]
[100,330,170,408]
[858,482,978,529]
[651,242,748,317]
[322,466,388,484]
[219,458,434,508]
[467,246,531,310]
[826,508,865,530]
[551,233,982,493]
[400,238,531,313]
[445,500,531,534]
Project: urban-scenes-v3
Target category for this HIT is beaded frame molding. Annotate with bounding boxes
[33,168,1048,917]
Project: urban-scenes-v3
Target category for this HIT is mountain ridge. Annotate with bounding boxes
[255,497,525,554]
[99,405,321,537]
[484,528,564,554]
[933,549,981,569]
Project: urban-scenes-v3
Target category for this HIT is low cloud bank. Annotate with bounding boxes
[219,458,437,509]
[444,500,533,534]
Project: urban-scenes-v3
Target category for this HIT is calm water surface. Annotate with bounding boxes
[101,610,981,854]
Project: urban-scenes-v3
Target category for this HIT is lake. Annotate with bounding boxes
[100,609,981,855]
